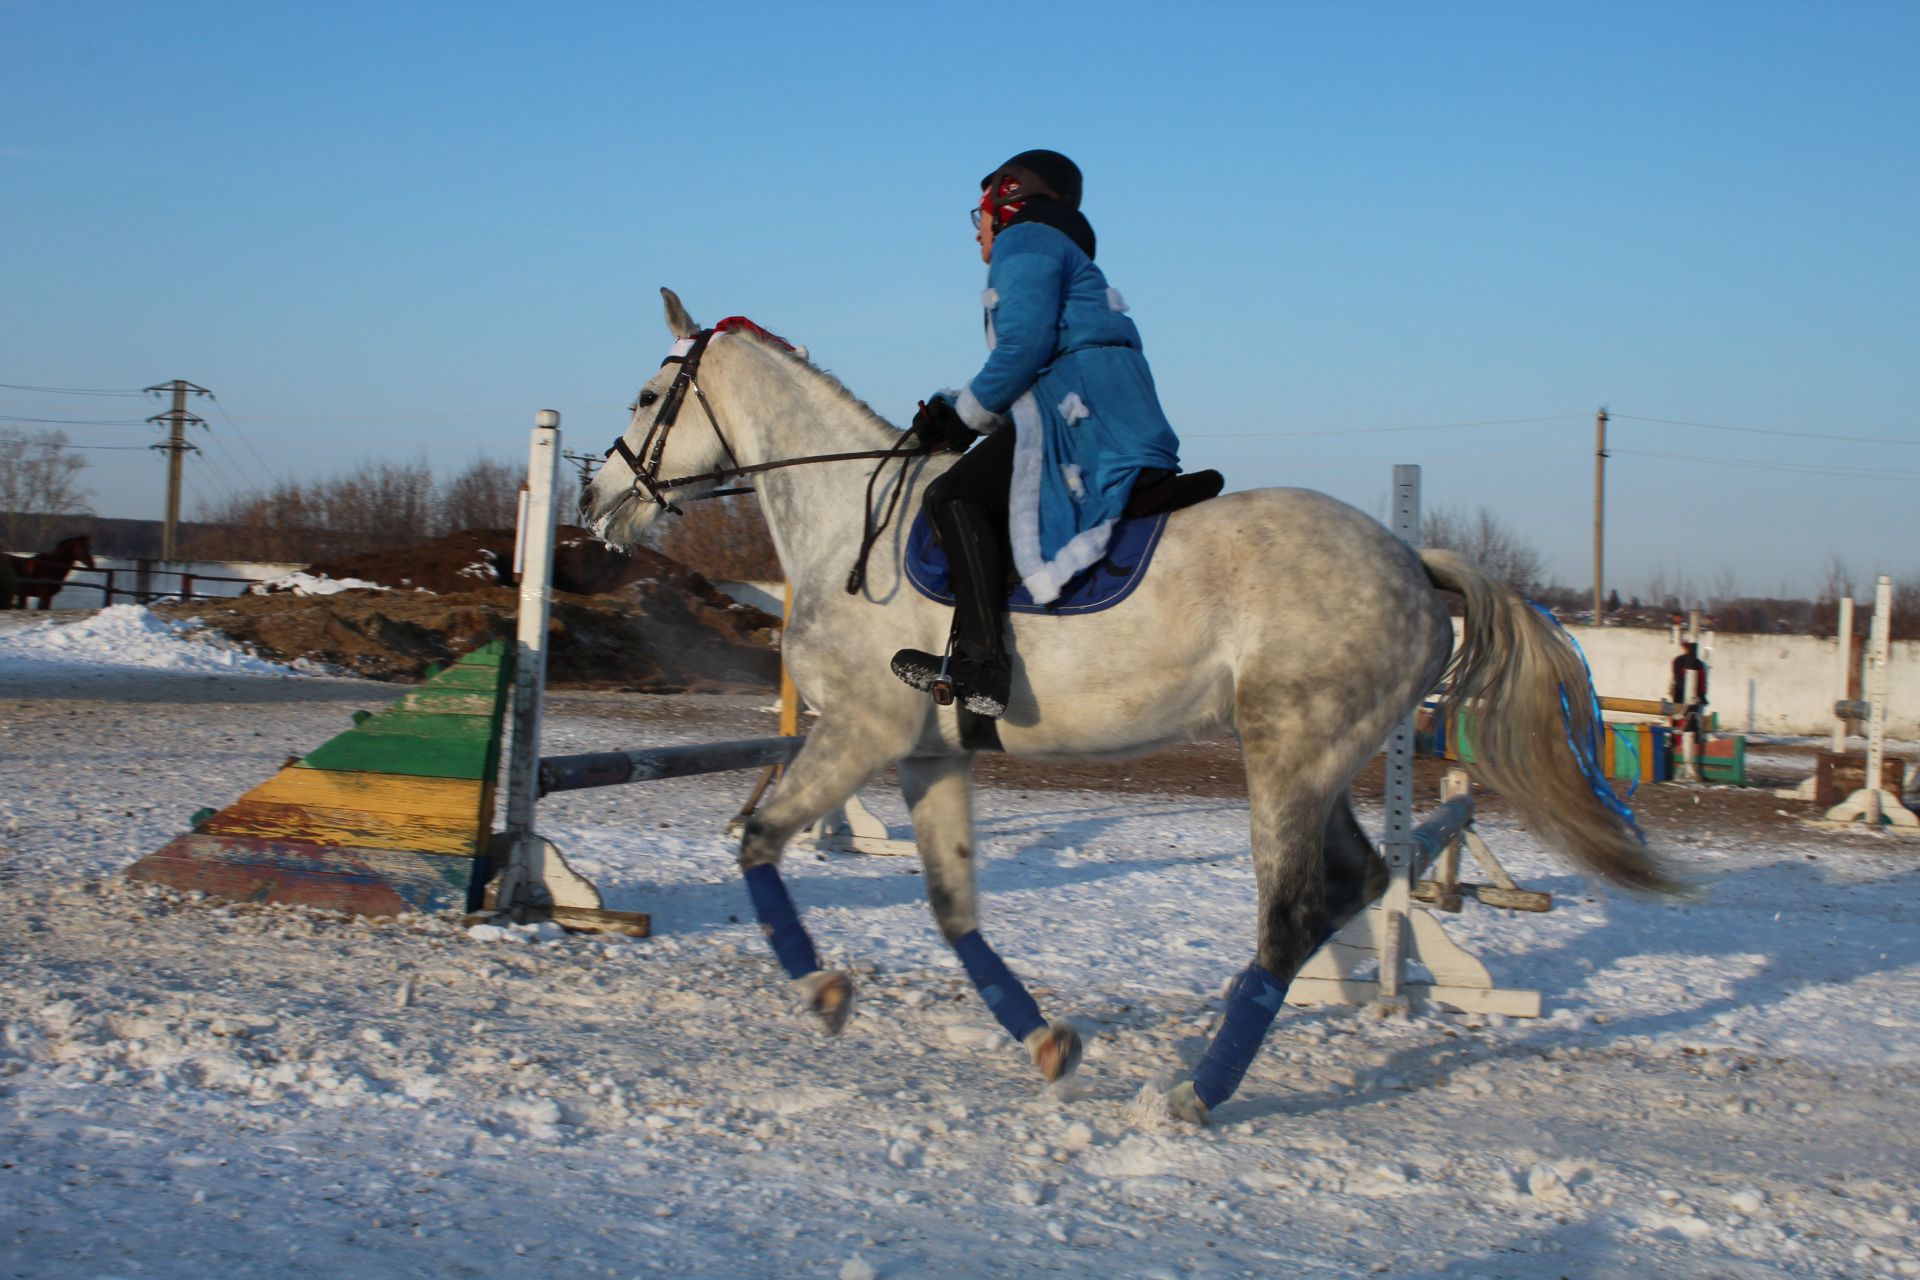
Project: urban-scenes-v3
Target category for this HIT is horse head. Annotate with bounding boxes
[583,288,756,552]
[62,534,95,570]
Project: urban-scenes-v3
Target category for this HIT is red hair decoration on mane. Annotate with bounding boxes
[712,316,795,351]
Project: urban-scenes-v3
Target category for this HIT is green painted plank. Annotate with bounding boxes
[300,731,498,779]
[343,711,500,743]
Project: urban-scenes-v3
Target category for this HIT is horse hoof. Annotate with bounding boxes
[1165,1080,1211,1125]
[797,970,855,1035]
[1025,1021,1084,1083]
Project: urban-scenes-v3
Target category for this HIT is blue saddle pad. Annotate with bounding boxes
[903,509,1171,615]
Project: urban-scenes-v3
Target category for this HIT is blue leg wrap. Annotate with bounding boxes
[1191,964,1290,1111]
[952,930,1047,1044]
[742,864,820,980]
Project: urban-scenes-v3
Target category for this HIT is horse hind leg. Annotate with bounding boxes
[1322,791,1387,933]
[898,754,1081,1083]
[1168,709,1371,1123]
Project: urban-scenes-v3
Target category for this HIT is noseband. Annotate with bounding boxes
[605,327,739,515]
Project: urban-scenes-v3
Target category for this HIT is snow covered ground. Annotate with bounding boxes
[3,610,1918,1278]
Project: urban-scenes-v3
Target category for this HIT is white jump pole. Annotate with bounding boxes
[1374,465,1422,1004]
[1826,576,1917,829]
[1832,596,1856,752]
[494,413,607,913]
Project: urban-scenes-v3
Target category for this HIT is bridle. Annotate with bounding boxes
[601,317,941,593]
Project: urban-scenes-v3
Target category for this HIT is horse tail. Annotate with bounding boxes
[1420,549,1683,894]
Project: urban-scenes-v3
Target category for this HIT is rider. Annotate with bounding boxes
[891,149,1183,717]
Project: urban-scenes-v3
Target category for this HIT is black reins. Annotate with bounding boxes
[603,324,938,592]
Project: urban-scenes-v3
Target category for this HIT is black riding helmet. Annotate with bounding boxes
[979,149,1082,210]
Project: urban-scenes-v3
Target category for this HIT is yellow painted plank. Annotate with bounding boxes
[244,768,487,822]
[204,800,487,857]
[394,691,506,716]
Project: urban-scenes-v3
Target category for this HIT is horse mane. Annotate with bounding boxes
[724,331,901,437]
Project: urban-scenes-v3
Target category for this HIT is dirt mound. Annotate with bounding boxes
[295,526,720,600]
[165,527,782,691]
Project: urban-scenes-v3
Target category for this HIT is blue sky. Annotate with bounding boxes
[3,0,1914,599]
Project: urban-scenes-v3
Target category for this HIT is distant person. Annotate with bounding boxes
[1670,640,1709,738]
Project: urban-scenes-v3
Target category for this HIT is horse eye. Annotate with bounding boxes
[637,389,659,408]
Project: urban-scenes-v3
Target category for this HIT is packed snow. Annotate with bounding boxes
[2,611,1917,1277]
[249,572,392,596]
[0,604,311,676]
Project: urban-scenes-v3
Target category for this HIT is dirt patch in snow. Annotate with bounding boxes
[154,527,780,691]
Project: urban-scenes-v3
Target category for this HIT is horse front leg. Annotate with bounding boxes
[898,754,1082,1083]
[738,713,908,1035]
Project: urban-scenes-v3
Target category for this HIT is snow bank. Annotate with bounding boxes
[248,571,391,595]
[0,604,308,675]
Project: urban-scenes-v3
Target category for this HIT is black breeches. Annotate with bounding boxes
[925,428,1015,524]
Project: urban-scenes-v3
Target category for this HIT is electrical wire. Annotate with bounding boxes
[1613,447,1920,483]
[223,402,627,423]
[1231,447,1587,474]
[0,414,153,427]
[1610,412,1920,448]
[0,435,155,451]
[205,431,267,497]
[1183,414,1581,440]
[208,398,279,488]
[0,382,146,397]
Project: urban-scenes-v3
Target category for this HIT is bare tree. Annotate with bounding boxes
[656,493,781,580]
[1812,554,1858,637]
[326,459,435,549]
[1708,567,1738,612]
[1420,505,1544,593]
[1819,555,1855,607]
[436,456,522,533]
[0,430,92,551]
[1892,572,1920,642]
[190,459,435,561]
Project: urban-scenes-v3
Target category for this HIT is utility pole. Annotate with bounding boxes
[1592,406,1608,626]
[144,380,212,561]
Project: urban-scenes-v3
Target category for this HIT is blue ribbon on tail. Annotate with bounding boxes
[1191,964,1290,1111]
[1527,600,1648,839]
[952,930,1047,1043]
[742,864,820,980]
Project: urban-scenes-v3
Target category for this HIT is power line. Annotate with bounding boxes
[0,381,146,397]
[1184,414,1581,440]
[1611,411,1920,448]
[1235,447,1587,473]
[219,401,627,423]
[1614,447,1920,483]
[208,398,279,488]
[0,435,155,451]
[0,414,153,426]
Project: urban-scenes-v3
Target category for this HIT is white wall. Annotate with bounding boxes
[712,579,785,619]
[1565,625,1917,739]
[46,558,306,610]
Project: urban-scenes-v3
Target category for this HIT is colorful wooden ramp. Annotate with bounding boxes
[125,641,512,915]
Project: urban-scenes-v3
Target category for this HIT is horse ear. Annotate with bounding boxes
[661,287,700,339]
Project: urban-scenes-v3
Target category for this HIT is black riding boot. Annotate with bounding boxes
[890,500,1012,717]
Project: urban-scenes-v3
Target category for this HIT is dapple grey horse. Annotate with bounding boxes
[583,289,1673,1122]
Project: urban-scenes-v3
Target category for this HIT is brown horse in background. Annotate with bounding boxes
[3,534,95,609]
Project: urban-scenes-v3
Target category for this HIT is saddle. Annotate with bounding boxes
[1124,468,1224,519]
[903,468,1226,618]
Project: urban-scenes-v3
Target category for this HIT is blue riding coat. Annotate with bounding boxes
[951,221,1181,604]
